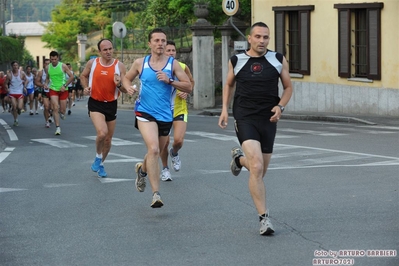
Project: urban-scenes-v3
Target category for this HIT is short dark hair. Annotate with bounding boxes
[26,65,31,70]
[97,38,113,51]
[148,28,166,42]
[166,40,176,47]
[250,22,269,34]
[66,63,71,66]
[10,61,19,67]
[50,51,59,57]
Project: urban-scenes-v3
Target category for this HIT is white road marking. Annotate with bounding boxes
[279,128,347,136]
[95,153,142,163]
[99,178,133,183]
[267,143,399,170]
[326,126,397,134]
[84,136,142,146]
[0,147,15,163]
[31,138,87,148]
[0,119,18,141]
[0,188,27,193]
[186,131,237,141]
[275,143,399,160]
[43,183,79,188]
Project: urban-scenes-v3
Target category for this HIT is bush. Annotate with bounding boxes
[0,36,24,64]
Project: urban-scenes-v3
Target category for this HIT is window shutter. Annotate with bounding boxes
[338,9,351,78]
[275,11,285,55]
[367,9,381,80]
[299,11,310,75]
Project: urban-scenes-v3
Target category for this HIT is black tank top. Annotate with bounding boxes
[231,50,283,120]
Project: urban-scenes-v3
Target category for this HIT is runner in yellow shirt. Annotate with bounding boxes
[160,40,195,181]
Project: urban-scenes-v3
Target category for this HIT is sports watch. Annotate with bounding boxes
[277,104,285,112]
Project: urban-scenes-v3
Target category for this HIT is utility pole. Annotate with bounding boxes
[1,0,5,36]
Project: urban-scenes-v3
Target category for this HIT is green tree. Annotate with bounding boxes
[93,10,112,38]
[41,0,98,62]
[0,36,23,64]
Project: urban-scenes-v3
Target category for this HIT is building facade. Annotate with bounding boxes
[5,22,52,70]
[252,0,399,116]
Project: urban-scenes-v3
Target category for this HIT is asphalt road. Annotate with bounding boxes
[0,99,398,266]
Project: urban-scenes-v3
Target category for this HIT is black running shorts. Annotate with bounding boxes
[88,97,117,122]
[234,119,277,154]
[135,111,172,137]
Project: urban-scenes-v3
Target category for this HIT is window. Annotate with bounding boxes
[334,3,383,80]
[273,5,314,75]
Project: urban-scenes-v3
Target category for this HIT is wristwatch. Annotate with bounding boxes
[168,78,174,85]
[277,104,285,113]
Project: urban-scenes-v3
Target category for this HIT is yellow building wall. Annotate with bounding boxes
[24,36,53,69]
[252,0,399,89]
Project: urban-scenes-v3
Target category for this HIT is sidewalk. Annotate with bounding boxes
[118,103,399,127]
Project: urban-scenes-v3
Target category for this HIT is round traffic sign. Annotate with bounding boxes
[222,0,239,16]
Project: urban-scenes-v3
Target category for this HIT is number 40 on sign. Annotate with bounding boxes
[222,0,239,16]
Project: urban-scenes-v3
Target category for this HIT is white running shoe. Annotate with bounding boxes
[151,192,164,208]
[135,162,146,192]
[161,168,172,181]
[169,148,181,171]
[55,127,61,135]
[45,122,50,128]
[260,213,275,235]
[230,147,244,176]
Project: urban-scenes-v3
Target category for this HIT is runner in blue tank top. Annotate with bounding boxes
[123,28,192,208]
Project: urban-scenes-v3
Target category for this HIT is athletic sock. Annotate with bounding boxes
[235,156,243,168]
[139,168,147,177]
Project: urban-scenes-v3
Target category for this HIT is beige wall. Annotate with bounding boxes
[24,36,53,69]
[252,0,399,89]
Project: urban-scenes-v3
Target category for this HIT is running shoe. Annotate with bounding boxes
[91,157,102,172]
[60,113,65,120]
[230,146,244,176]
[151,192,164,208]
[30,110,34,115]
[48,116,53,123]
[68,110,71,115]
[260,214,275,235]
[45,122,50,128]
[72,102,75,106]
[55,127,61,135]
[13,120,18,127]
[97,165,107,178]
[170,148,181,171]
[161,168,172,181]
[35,111,39,115]
[21,109,25,113]
[135,162,146,192]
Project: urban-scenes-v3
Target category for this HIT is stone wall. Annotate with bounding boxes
[114,43,226,107]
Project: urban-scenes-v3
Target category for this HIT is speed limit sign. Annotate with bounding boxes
[222,0,239,16]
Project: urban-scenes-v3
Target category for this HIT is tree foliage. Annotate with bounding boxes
[40,0,251,62]
[41,0,100,62]
[0,36,24,63]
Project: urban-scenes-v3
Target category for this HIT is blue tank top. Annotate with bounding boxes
[135,55,175,122]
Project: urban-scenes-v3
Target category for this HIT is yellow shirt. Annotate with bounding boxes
[173,62,188,118]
